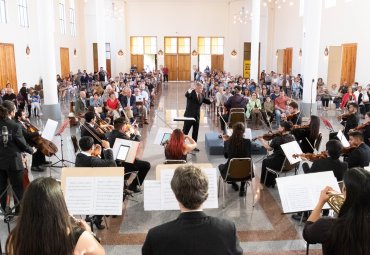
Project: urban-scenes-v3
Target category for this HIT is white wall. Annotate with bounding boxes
[0,0,86,91]
[270,0,370,85]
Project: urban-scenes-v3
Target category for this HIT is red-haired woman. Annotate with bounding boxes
[164,129,197,161]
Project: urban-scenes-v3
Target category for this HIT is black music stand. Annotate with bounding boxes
[51,119,74,168]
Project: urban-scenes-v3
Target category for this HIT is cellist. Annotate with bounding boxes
[14,109,52,172]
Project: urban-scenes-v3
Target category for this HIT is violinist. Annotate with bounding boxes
[291,115,320,153]
[75,136,116,230]
[281,101,302,125]
[108,117,150,193]
[337,102,360,139]
[258,121,295,187]
[350,111,370,147]
[15,109,51,172]
[0,101,35,215]
[81,111,109,146]
[346,131,370,168]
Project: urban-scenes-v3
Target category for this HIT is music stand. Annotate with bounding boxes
[51,119,74,168]
[320,116,334,132]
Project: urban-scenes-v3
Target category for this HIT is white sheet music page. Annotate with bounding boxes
[65,176,123,215]
[160,169,180,210]
[276,171,340,213]
[280,141,303,164]
[202,168,219,208]
[41,119,58,141]
[93,177,124,215]
[144,181,162,211]
[65,177,94,215]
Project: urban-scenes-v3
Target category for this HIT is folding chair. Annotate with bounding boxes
[228,111,246,128]
[264,157,300,186]
[218,158,254,208]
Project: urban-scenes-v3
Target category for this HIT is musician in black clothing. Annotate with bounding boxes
[339,103,360,139]
[109,117,150,193]
[14,110,51,172]
[81,111,108,146]
[258,121,296,187]
[291,115,320,153]
[346,131,370,168]
[0,101,35,214]
[281,101,302,125]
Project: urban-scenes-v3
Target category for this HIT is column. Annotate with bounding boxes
[250,0,261,82]
[37,0,60,119]
[95,0,106,70]
[301,0,322,116]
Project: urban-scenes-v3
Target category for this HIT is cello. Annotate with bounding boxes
[24,121,58,157]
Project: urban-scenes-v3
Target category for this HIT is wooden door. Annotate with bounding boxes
[341,43,357,85]
[60,47,70,79]
[283,48,293,75]
[131,55,144,72]
[164,54,178,81]
[327,46,342,88]
[178,54,191,81]
[0,43,17,92]
[211,55,224,72]
[93,43,98,73]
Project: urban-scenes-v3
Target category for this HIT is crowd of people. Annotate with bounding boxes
[1,65,370,255]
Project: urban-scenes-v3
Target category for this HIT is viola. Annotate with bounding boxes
[337,112,354,121]
[292,124,309,131]
[252,131,283,141]
[351,121,370,132]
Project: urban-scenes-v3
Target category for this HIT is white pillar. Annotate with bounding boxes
[37,0,58,106]
[95,0,106,70]
[250,0,261,82]
[302,0,322,108]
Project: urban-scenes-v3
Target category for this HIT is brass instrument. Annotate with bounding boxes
[327,193,345,214]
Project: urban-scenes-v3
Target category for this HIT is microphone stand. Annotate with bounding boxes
[309,78,315,116]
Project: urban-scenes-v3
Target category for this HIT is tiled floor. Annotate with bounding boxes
[1,82,350,254]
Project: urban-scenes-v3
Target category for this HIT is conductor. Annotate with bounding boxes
[183,83,211,151]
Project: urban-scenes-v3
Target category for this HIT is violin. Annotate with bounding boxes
[293,151,328,161]
[350,121,370,132]
[337,112,354,121]
[24,121,58,157]
[341,146,356,155]
[292,124,309,131]
[95,114,113,133]
[252,131,283,141]
[91,144,102,157]
[283,112,299,121]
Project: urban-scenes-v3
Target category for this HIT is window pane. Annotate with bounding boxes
[165,37,177,54]
[0,1,6,23]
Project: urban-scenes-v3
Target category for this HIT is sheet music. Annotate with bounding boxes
[276,171,340,213]
[202,168,219,208]
[41,119,58,141]
[337,130,350,147]
[144,181,161,211]
[160,170,179,210]
[65,176,123,215]
[144,168,218,211]
[173,117,196,122]
[280,141,303,164]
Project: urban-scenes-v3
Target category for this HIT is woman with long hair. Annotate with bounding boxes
[291,115,320,153]
[164,129,197,161]
[303,167,370,255]
[6,177,105,255]
[218,122,252,196]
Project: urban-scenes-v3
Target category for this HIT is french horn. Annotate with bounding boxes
[327,194,345,215]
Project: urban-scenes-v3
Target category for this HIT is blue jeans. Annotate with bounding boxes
[275,109,282,126]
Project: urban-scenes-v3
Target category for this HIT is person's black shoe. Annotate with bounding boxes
[128,185,141,193]
[292,213,307,222]
[42,161,52,165]
[31,166,44,172]
[94,218,105,230]
[239,190,246,197]
[193,148,200,152]
[231,182,239,191]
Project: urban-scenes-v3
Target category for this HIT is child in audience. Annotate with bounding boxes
[30,91,42,117]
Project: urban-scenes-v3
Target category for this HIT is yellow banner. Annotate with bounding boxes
[243,60,251,78]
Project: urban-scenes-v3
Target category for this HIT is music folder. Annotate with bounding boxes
[160,133,171,145]
[173,117,196,122]
[112,138,139,164]
[154,128,173,145]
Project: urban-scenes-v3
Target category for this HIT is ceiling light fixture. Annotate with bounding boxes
[233,7,251,24]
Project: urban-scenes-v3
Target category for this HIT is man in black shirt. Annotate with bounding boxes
[346,131,370,168]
